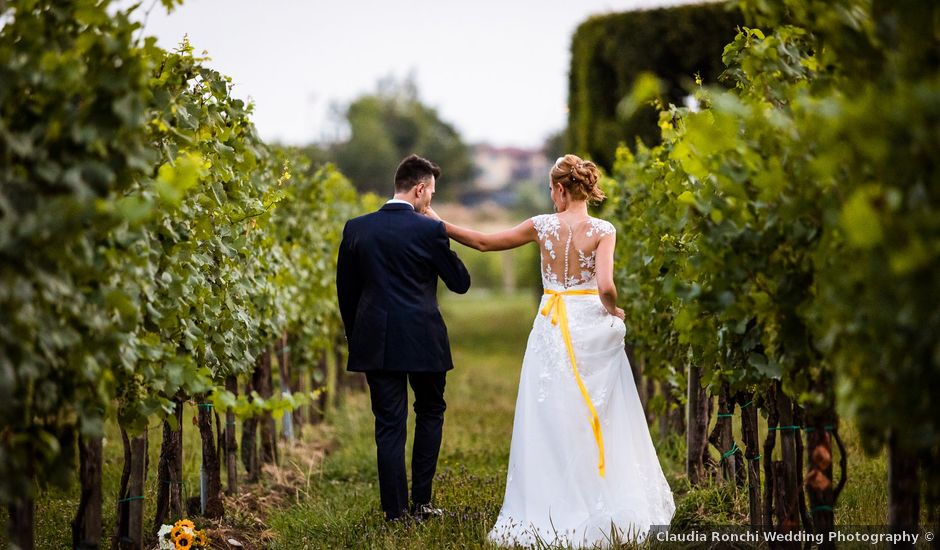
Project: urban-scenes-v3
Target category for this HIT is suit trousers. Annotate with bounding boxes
[365,370,447,520]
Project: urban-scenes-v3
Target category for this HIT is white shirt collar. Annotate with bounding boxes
[385,198,415,210]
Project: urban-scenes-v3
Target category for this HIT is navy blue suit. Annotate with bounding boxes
[335,201,470,519]
[337,202,470,371]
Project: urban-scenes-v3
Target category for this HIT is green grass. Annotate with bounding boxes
[3,290,909,549]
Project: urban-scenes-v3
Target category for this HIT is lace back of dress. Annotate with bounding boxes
[532,214,615,290]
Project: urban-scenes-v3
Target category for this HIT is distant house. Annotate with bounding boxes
[461,144,551,207]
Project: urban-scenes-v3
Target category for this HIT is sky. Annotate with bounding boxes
[130,0,702,149]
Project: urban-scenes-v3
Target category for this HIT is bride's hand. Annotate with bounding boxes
[423,205,442,221]
[611,307,625,321]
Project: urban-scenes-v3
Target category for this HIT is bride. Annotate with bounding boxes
[423,154,675,548]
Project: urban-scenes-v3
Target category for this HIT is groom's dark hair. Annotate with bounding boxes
[394,154,441,192]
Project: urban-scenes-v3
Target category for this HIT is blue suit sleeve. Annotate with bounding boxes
[428,221,471,294]
[336,221,362,338]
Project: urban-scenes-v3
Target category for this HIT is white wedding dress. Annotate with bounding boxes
[486,214,676,548]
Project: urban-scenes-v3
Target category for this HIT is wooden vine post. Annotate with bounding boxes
[288,334,308,432]
[153,401,184,535]
[73,433,103,550]
[196,400,224,518]
[310,350,330,424]
[8,458,34,550]
[737,393,762,528]
[258,347,278,465]
[686,363,709,486]
[888,429,920,536]
[709,384,738,485]
[242,370,260,482]
[278,333,295,442]
[114,430,147,550]
[224,376,239,494]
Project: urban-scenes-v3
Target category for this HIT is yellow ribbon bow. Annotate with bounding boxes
[540,289,606,477]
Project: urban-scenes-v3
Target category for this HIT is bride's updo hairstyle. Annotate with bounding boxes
[550,154,605,204]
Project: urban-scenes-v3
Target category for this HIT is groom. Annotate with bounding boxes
[336,154,471,521]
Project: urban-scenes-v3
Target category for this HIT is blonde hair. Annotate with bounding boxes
[550,154,605,204]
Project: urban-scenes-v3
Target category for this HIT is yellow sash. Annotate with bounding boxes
[540,289,606,477]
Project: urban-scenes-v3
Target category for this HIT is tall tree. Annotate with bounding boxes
[331,76,473,198]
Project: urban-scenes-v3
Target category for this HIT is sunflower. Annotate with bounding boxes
[174,532,193,550]
[174,519,196,531]
[194,530,208,547]
[170,525,185,541]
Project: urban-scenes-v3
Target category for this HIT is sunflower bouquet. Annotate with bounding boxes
[157,519,209,550]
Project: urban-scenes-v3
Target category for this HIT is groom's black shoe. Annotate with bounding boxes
[384,506,411,523]
[410,502,445,521]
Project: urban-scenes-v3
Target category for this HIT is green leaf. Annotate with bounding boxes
[748,353,781,379]
[154,152,207,205]
[677,191,696,205]
[617,72,663,120]
[840,187,883,248]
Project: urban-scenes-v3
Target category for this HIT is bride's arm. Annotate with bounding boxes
[595,233,625,319]
[424,207,536,252]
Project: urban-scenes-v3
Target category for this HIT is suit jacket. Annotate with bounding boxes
[336,202,471,372]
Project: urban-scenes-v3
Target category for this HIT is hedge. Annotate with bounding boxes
[567,2,743,170]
